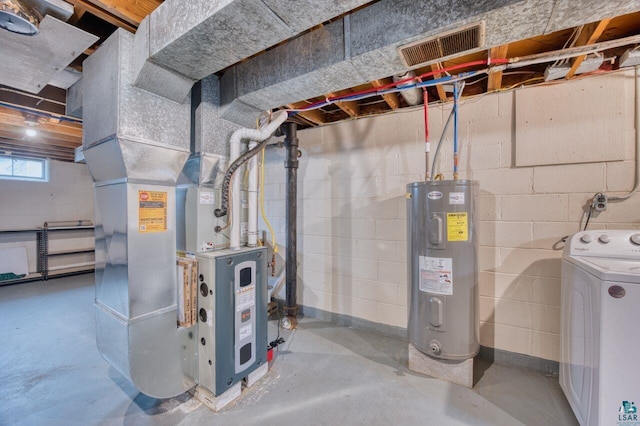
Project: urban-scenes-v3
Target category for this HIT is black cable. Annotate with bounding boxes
[269,303,285,350]
[583,204,593,231]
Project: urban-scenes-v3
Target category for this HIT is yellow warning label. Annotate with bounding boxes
[447,212,468,242]
[138,190,167,233]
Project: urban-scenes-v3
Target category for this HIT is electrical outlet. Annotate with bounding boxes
[593,193,608,212]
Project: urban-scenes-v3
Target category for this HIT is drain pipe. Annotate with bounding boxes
[284,122,299,327]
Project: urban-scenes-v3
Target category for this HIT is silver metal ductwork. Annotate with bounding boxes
[85,139,193,398]
[177,153,230,253]
[82,29,193,399]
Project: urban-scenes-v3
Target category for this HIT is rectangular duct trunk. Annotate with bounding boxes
[82,29,193,400]
[84,138,193,399]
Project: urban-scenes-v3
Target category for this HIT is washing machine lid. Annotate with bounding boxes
[565,255,640,284]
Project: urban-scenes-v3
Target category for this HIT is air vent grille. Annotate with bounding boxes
[398,22,485,68]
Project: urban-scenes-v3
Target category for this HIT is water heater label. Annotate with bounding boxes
[427,191,443,200]
[419,256,453,295]
[449,192,465,204]
[447,212,468,241]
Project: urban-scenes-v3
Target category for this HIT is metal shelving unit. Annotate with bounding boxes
[0,221,95,285]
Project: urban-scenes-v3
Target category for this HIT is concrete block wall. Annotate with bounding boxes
[260,69,638,362]
[0,160,95,273]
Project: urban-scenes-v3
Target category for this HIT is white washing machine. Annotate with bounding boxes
[561,230,640,426]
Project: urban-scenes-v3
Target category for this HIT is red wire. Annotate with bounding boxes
[296,58,510,111]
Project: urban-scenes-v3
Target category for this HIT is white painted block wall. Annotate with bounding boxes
[260,69,639,362]
[0,160,95,273]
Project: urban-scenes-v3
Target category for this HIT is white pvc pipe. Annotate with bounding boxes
[248,140,258,247]
[229,110,288,250]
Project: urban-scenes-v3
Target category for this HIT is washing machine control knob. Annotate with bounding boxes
[630,234,640,245]
[599,235,610,244]
[580,235,592,244]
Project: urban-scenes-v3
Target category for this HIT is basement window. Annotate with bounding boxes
[0,154,49,182]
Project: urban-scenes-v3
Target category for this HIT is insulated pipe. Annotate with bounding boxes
[248,140,258,246]
[219,110,288,250]
[284,122,299,323]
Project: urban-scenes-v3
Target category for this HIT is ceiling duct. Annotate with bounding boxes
[0,0,41,36]
[398,21,486,69]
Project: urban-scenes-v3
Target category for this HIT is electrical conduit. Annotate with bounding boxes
[610,66,640,201]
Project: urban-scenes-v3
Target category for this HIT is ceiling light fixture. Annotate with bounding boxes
[0,0,41,36]
[25,128,37,137]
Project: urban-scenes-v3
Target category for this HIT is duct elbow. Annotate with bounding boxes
[394,71,423,106]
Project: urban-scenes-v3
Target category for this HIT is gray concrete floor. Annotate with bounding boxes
[0,275,577,426]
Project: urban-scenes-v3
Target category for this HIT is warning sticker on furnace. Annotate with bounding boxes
[447,212,468,242]
[138,191,167,233]
[419,256,453,295]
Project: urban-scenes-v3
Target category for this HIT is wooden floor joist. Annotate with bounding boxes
[65,0,137,32]
[566,19,611,79]
[327,90,359,118]
[286,103,326,126]
[430,63,448,102]
[488,44,509,91]
[371,79,400,110]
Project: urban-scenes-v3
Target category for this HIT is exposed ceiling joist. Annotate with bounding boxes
[0,106,82,148]
[430,63,448,102]
[0,138,75,155]
[566,19,612,79]
[82,0,162,26]
[286,104,326,126]
[327,90,359,118]
[488,44,509,91]
[371,79,399,110]
[0,147,74,161]
[65,0,138,32]
[68,8,87,25]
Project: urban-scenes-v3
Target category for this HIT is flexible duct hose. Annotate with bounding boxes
[214,111,287,218]
[215,138,272,217]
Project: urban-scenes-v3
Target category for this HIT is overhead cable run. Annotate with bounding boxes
[285,32,640,116]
